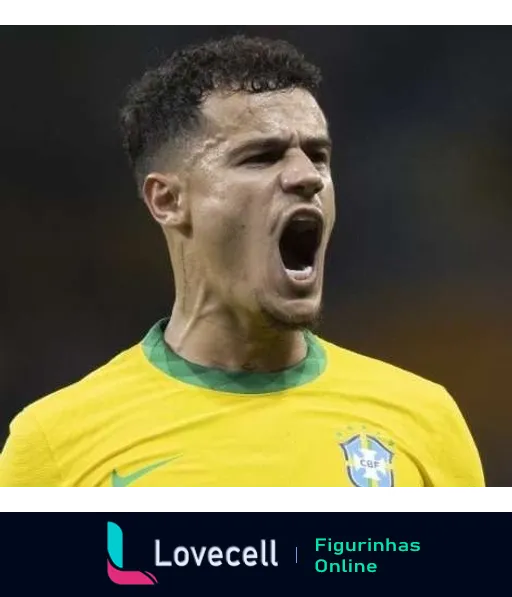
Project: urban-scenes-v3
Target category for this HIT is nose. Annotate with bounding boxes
[279,151,324,200]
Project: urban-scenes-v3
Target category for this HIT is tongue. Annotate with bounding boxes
[285,265,313,280]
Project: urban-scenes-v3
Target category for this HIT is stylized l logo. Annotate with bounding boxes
[107,522,157,585]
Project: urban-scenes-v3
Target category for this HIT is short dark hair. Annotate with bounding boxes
[119,35,322,189]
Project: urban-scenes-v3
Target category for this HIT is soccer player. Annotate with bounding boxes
[0,36,484,487]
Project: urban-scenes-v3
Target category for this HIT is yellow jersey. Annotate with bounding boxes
[0,319,484,487]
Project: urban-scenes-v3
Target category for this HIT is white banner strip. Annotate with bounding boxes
[384,487,489,504]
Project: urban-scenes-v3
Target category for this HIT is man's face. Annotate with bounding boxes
[181,88,335,329]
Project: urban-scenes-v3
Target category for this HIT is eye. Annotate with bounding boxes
[308,150,330,165]
[241,150,282,166]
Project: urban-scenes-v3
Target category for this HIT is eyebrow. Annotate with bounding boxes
[230,135,332,158]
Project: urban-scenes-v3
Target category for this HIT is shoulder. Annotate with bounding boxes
[315,334,468,426]
[316,334,450,405]
[16,343,145,431]
[0,343,146,486]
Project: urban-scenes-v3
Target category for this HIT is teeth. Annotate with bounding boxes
[285,266,313,281]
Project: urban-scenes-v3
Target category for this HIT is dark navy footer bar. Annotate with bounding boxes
[1,513,508,595]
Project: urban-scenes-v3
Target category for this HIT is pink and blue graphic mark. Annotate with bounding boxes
[107,522,158,585]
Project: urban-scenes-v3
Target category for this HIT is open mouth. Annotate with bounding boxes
[278,212,323,281]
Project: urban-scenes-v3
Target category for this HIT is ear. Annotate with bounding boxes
[142,172,190,230]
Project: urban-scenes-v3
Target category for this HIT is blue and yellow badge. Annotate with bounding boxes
[337,429,395,487]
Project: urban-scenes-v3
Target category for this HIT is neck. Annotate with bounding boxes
[164,296,308,373]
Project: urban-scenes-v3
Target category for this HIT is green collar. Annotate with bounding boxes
[141,319,326,394]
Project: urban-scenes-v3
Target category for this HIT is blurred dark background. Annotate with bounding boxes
[1,26,510,485]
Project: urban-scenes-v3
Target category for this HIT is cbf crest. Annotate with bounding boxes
[338,431,395,487]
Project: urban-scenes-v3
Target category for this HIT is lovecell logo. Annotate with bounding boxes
[107,522,158,585]
[107,521,278,585]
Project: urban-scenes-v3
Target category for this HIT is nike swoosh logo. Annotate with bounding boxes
[111,455,182,487]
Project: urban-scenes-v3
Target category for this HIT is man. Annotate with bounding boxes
[0,35,484,487]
